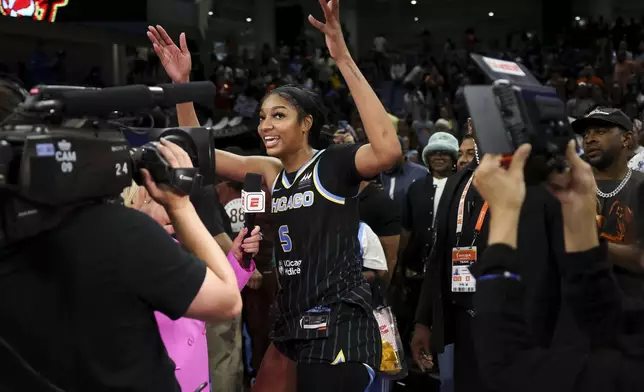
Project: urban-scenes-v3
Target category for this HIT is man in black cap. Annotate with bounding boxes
[572,107,644,297]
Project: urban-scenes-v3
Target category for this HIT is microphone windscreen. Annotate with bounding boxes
[243,173,263,193]
[61,85,155,117]
[158,81,216,108]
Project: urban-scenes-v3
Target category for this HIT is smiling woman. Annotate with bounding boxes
[149,0,401,390]
[258,85,330,158]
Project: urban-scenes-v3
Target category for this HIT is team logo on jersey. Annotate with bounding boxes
[298,171,313,189]
[272,190,314,213]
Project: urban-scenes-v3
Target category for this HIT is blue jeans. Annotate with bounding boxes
[438,344,455,392]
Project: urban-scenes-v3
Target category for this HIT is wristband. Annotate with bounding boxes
[227,251,256,291]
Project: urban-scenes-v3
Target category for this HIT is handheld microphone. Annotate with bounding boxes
[241,173,265,269]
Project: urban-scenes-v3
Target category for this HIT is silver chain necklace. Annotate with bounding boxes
[596,169,632,199]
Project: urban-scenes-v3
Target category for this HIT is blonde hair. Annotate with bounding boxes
[121,181,141,208]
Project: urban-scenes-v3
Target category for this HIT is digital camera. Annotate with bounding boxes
[464,54,574,183]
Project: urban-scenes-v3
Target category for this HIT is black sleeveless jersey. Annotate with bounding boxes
[270,144,374,342]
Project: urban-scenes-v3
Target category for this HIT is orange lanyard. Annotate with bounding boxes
[455,176,489,247]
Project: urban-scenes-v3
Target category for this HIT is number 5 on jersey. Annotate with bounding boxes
[279,225,292,252]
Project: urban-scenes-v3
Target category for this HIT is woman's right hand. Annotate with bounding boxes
[147,25,192,83]
[141,138,193,212]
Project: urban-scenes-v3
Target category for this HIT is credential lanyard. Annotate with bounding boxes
[455,175,489,247]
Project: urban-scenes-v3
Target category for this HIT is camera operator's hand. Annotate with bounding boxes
[473,144,532,214]
[141,138,193,212]
[547,141,599,252]
[147,25,191,84]
[474,144,531,248]
[547,141,597,215]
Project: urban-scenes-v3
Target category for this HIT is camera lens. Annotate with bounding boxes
[162,134,197,165]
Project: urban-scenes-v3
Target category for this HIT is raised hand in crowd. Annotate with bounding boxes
[147,25,191,83]
[148,25,200,127]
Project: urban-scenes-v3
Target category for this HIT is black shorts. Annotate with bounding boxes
[273,301,382,369]
[296,362,376,392]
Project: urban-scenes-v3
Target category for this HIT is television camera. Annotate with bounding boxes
[464,54,575,184]
[0,81,217,247]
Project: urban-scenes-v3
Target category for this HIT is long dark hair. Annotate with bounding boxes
[261,85,332,149]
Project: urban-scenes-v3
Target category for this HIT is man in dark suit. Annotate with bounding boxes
[410,148,567,392]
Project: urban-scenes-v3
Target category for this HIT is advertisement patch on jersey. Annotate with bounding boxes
[241,190,266,213]
[300,314,329,330]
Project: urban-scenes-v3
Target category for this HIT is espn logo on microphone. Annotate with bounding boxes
[241,190,266,213]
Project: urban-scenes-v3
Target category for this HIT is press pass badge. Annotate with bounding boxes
[451,176,487,293]
[451,246,477,292]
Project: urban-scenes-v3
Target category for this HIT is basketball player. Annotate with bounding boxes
[147,1,400,390]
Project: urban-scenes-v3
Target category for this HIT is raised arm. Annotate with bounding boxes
[147,25,282,185]
[308,0,400,178]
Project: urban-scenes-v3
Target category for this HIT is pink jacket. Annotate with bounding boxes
[155,251,255,392]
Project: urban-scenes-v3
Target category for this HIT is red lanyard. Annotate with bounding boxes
[455,175,489,247]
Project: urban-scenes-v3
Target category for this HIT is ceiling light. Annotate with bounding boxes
[488,12,494,17]
[414,17,419,22]
[208,11,213,16]
[575,16,581,21]
[246,17,252,22]
[411,0,417,4]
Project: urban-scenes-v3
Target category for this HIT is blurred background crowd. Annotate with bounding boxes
[4,14,644,159]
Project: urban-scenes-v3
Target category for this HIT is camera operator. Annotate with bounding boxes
[471,142,644,392]
[0,139,243,391]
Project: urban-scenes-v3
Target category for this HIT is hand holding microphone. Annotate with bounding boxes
[241,173,266,268]
[231,226,262,263]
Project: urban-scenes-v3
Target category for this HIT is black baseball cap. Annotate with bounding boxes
[571,107,633,134]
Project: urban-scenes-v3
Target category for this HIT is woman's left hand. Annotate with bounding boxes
[231,226,262,262]
[309,0,350,62]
